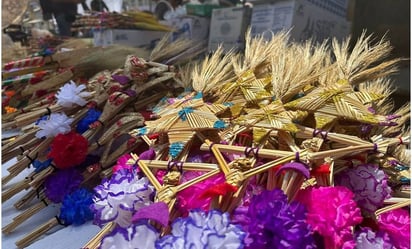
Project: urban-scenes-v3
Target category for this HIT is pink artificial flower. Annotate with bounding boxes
[112,154,133,173]
[295,186,363,249]
[177,171,225,215]
[377,208,410,249]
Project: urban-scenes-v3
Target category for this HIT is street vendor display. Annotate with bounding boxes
[2,30,410,249]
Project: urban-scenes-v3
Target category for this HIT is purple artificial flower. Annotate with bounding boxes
[355,227,394,249]
[155,209,245,249]
[241,188,315,249]
[99,222,159,249]
[44,168,84,203]
[59,188,94,226]
[91,170,154,228]
[335,164,392,214]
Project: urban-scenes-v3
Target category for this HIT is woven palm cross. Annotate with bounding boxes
[215,70,273,105]
[127,153,221,211]
[284,79,389,128]
[130,92,229,159]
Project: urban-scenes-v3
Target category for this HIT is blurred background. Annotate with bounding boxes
[2,0,410,106]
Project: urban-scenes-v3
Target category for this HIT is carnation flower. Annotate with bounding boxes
[59,188,94,226]
[47,131,88,169]
[240,188,315,249]
[91,170,154,228]
[56,81,91,108]
[112,154,133,173]
[355,227,394,249]
[44,168,84,203]
[177,171,225,215]
[35,112,73,138]
[377,208,410,249]
[99,222,159,249]
[335,164,391,214]
[155,210,245,249]
[295,186,363,249]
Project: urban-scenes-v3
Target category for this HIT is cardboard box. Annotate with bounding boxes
[251,0,351,43]
[93,29,168,48]
[208,7,252,52]
[186,4,222,17]
[168,15,210,41]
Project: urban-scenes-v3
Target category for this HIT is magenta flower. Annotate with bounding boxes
[295,186,363,249]
[377,208,410,249]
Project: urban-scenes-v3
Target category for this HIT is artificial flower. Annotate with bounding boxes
[56,81,91,108]
[377,208,410,249]
[32,158,53,173]
[295,186,363,249]
[155,209,245,249]
[112,154,133,173]
[236,188,315,249]
[132,202,169,227]
[76,108,102,134]
[177,171,225,215]
[59,188,94,226]
[35,112,74,138]
[44,168,84,203]
[355,227,394,249]
[91,169,154,228]
[47,131,88,169]
[335,164,391,214]
[99,222,159,249]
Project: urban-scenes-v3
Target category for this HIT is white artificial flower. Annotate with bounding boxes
[35,113,74,138]
[56,81,91,108]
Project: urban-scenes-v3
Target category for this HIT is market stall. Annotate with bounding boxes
[2,1,410,249]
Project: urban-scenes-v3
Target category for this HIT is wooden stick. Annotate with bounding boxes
[295,125,367,146]
[3,200,49,234]
[244,153,301,178]
[14,188,44,210]
[375,200,410,217]
[82,222,117,249]
[200,141,295,159]
[15,218,59,249]
[177,169,221,192]
[2,64,58,79]
[204,139,230,175]
[140,160,218,171]
[2,180,30,203]
[130,153,162,191]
